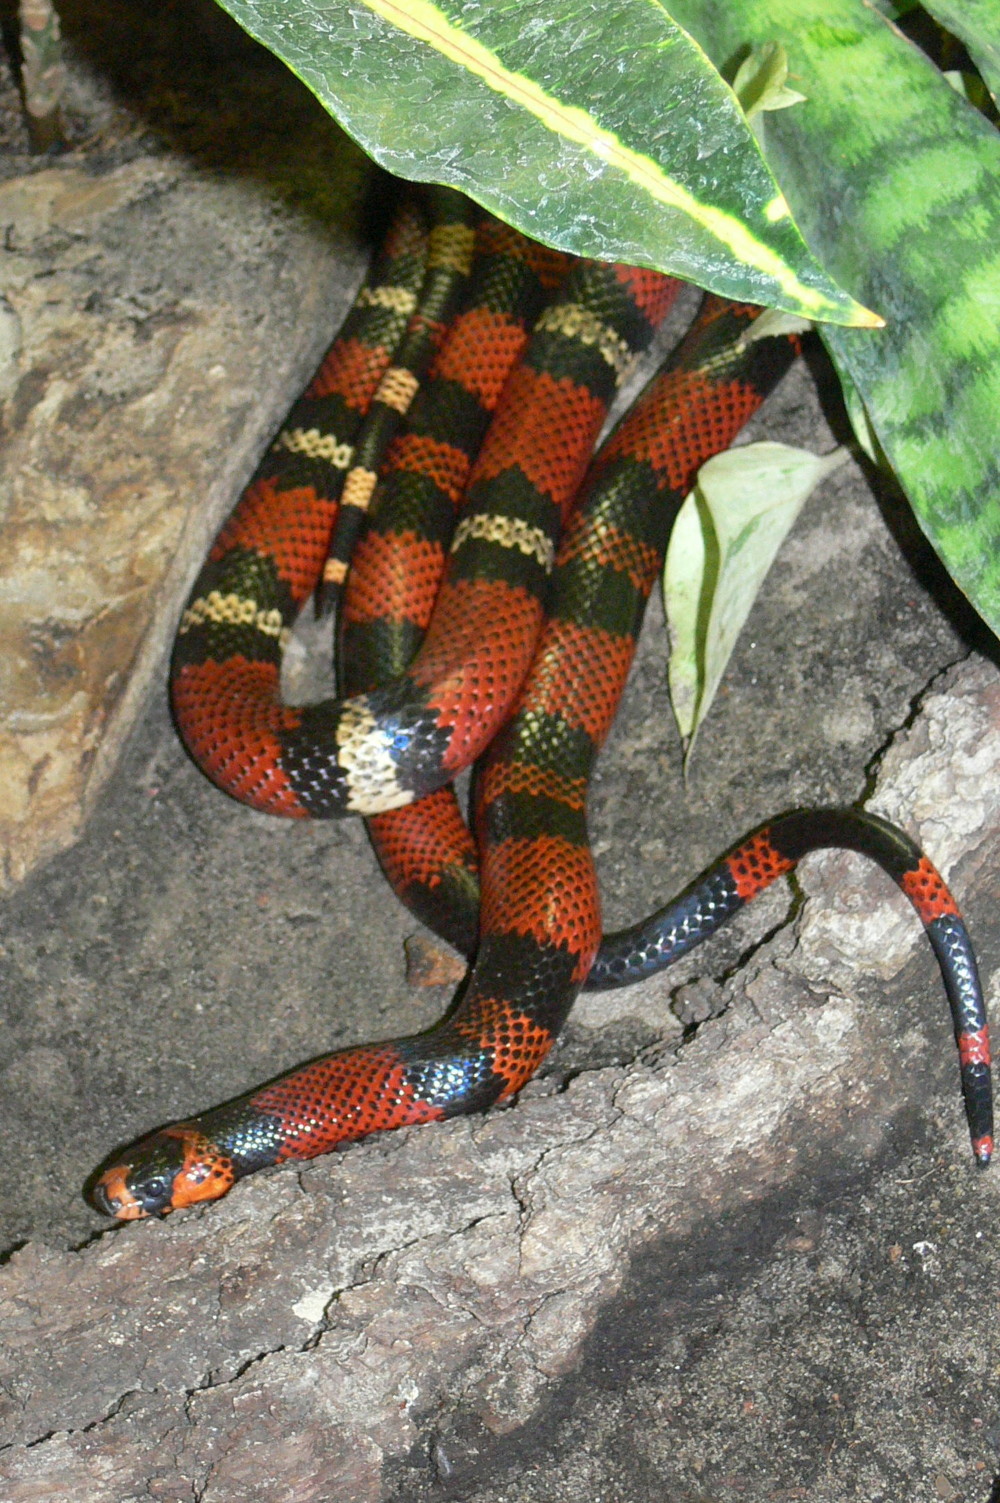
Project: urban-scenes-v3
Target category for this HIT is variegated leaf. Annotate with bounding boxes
[212,0,877,324]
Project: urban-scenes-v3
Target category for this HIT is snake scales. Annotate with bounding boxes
[92,187,992,1220]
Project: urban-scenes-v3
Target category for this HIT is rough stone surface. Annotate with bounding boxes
[2,658,1000,1499]
[0,0,374,891]
[3,3,1000,1501]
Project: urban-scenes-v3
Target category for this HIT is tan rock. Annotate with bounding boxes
[0,153,369,888]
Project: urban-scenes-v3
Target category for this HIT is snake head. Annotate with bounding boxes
[90,1124,236,1220]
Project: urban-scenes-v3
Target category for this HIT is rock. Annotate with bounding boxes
[2,6,998,1499]
[0,28,372,891]
[797,658,1000,992]
[2,655,998,1499]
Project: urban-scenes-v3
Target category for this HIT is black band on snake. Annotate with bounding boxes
[91,190,992,1222]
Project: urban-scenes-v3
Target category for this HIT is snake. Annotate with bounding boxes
[92,188,993,1221]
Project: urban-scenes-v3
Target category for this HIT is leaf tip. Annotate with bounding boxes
[816,296,885,329]
[851,303,885,329]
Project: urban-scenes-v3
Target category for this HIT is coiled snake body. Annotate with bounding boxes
[93,188,993,1221]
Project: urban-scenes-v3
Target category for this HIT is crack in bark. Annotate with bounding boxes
[4,1180,542,1458]
[862,648,973,800]
[10,1384,149,1455]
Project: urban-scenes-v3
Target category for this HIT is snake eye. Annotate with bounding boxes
[140,1176,168,1206]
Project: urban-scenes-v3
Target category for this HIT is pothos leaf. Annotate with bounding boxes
[665,441,848,763]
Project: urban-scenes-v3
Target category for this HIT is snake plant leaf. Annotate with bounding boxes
[919,1,1000,105]
[668,0,1000,637]
[210,0,877,326]
[665,441,847,762]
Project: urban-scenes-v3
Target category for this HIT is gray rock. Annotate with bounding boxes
[2,656,998,1498]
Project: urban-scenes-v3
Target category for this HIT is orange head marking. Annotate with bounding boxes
[92,1163,147,1221]
[92,1124,235,1220]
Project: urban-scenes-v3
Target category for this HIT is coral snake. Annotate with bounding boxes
[92,186,993,1221]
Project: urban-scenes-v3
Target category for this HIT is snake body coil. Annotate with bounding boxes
[92,191,992,1221]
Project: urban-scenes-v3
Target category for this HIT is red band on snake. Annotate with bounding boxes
[92,192,992,1220]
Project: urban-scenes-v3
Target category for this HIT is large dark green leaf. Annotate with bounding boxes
[211,0,876,325]
[669,0,1000,635]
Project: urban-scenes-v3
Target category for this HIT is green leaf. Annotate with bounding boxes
[942,70,994,114]
[732,40,807,127]
[737,306,813,343]
[920,1,1000,105]
[868,0,921,17]
[668,0,1000,637]
[210,0,877,326]
[665,442,847,760]
[824,346,882,465]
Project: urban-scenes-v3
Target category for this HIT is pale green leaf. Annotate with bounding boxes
[822,345,882,464]
[739,307,813,344]
[732,40,807,123]
[942,69,994,113]
[662,489,709,752]
[665,441,848,761]
[921,0,1000,106]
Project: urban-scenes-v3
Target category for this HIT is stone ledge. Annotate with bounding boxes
[1,656,996,1498]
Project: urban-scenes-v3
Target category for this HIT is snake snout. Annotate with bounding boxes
[90,1125,199,1219]
[90,1162,153,1220]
